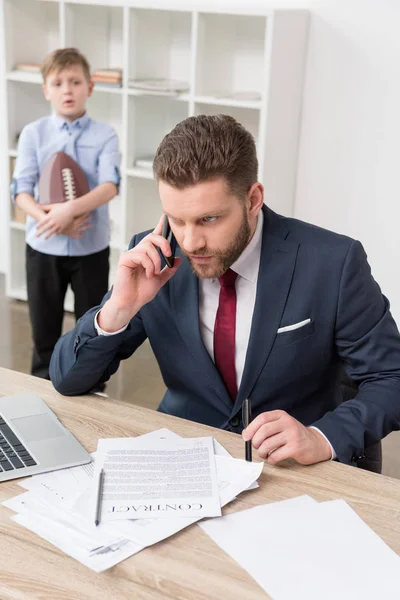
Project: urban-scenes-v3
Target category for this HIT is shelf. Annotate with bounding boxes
[128,9,192,85]
[125,177,161,241]
[6,70,42,84]
[127,94,189,172]
[194,95,262,110]
[10,221,26,232]
[7,71,124,96]
[196,12,266,99]
[7,80,50,151]
[126,88,190,102]
[4,0,60,72]
[2,2,309,307]
[64,2,124,75]
[194,102,260,146]
[125,167,154,180]
[86,92,123,142]
[93,84,123,94]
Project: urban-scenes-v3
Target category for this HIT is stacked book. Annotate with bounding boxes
[14,63,41,74]
[128,78,189,96]
[92,68,122,88]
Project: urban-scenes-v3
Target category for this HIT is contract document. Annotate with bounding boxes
[96,436,221,520]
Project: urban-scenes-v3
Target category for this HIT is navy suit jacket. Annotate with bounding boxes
[50,206,400,464]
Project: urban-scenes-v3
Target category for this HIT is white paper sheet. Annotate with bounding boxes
[200,496,400,600]
[11,512,144,573]
[95,436,221,520]
[4,429,263,572]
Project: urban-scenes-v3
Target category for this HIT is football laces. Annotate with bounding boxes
[61,168,76,201]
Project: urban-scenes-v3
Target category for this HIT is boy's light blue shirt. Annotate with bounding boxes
[11,112,120,257]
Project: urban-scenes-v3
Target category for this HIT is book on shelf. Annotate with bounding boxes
[93,68,122,78]
[92,67,122,86]
[92,76,122,83]
[206,90,262,102]
[128,78,189,95]
[92,74,121,81]
[14,63,41,73]
[134,156,155,170]
[93,80,122,88]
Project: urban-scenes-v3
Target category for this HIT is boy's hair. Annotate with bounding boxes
[153,114,258,199]
[41,48,91,82]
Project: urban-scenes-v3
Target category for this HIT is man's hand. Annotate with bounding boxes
[242,410,332,465]
[62,213,92,239]
[97,215,181,333]
[36,202,75,239]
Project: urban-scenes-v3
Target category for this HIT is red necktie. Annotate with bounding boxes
[214,269,238,401]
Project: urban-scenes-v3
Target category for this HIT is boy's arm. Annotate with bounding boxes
[69,181,118,216]
[16,192,46,222]
[71,129,120,216]
[12,126,46,223]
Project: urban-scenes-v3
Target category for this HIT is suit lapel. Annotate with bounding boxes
[170,253,233,411]
[234,207,299,412]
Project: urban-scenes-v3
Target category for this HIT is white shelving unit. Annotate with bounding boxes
[0,0,309,312]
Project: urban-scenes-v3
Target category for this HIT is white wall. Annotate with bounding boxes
[291,0,400,326]
[2,0,400,325]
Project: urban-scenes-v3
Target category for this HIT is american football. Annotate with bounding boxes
[38,151,90,204]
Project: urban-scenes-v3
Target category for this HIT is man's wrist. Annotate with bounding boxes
[308,427,335,462]
[97,300,134,333]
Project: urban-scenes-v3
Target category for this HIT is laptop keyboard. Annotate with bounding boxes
[0,416,37,472]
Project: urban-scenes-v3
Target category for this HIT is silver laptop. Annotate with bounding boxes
[0,393,91,483]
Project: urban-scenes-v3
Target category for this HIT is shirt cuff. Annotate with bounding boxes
[309,426,337,460]
[98,166,121,189]
[94,310,128,336]
[11,178,35,203]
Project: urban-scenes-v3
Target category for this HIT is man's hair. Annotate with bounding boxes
[41,48,91,82]
[153,114,258,198]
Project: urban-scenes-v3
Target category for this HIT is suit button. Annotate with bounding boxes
[230,416,240,428]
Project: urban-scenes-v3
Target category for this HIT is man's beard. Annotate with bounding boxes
[182,210,251,279]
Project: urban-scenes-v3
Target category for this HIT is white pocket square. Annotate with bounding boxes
[277,319,311,334]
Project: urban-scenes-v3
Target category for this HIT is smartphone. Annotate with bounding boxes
[161,216,177,268]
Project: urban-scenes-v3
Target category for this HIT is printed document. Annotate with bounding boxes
[95,435,221,520]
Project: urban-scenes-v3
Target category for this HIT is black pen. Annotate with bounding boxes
[242,398,252,462]
[94,468,104,526]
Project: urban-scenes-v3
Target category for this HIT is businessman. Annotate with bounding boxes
[50,115,400,466]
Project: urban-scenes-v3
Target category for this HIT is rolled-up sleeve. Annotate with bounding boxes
[11,125,38,202]
[97,130,121,189]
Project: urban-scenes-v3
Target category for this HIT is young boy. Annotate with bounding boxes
[11,48,120,380]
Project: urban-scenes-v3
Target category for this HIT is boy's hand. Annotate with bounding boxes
[63,213,92,239]
[36,202,75,239]
[98,215,181,332]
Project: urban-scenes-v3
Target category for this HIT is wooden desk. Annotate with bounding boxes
[0,367,400,600]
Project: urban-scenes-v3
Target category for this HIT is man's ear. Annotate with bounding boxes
[247,182,264,218]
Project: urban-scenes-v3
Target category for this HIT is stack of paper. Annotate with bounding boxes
[2,429,262,572]
[200,495,400,600]
[128,78,189,95]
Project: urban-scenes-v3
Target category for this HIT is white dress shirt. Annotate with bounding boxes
[198,210,264,389]
[95,210,335,459]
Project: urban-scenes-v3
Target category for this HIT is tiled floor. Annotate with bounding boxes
[0,275,399,478]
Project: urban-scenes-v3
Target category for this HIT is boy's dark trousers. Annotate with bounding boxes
[26,244,110,379]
